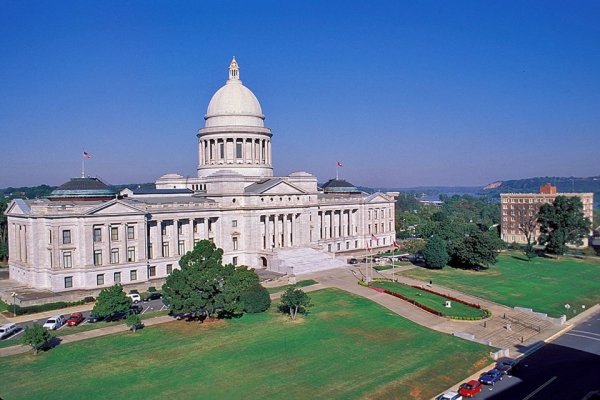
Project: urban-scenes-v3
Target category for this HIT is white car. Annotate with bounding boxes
[437,392,462,400]
[42,315,65,330]
[127,293,141,303]
[0,323,19,339]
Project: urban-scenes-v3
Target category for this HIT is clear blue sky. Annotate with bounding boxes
[1,1,599,188]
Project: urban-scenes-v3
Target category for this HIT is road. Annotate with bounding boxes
[474,310,600,400]
[0,298,166,343]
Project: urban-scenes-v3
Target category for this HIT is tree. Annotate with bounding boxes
[126,313,142,332]
[453,231,500,269]
[423,235,449,269]
[279,287,311,320]
[92,284,131,318]
[22,323,53,355]
[162,240,261,319]
[0,198,8,261]
[517,211,538,261]
[240,284,271,313]
[538,196,592,256]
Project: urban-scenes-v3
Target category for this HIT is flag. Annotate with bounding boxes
[83,151,92,159]
[336,161,343,167]
[371,234,378,242]
[393,240,399,248]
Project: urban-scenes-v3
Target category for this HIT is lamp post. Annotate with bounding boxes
[11,292,17,317]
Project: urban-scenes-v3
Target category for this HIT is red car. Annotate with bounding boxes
[458,380,483,397]
[66,312,84,326]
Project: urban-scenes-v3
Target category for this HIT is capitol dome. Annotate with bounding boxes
[205,57,265,128]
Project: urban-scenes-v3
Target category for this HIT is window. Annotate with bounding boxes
[327,244,332,252]
[111,227,119,241]
[93,227,102,243]
[232,256,238,266]
[48,230,52,244]
[232,220,237,228]
[162,243,169,257]
[96,274,104,286]
[337,243,341,251]
[346,242,350,250]
[62,230,72,244]
[374,210,378,219]
[127,247,135,262]
[94,250,102,266]
[166,264,173,275]
[368,210,371,220]
[219,142,225,159]
[49,251,53,268]
[148,244,153,259]
[130,270,137,281]
[64,276,73,288]
[233,237,238,251]
[178,223,183,235]
[63,251,72,268]
[114,272,121,284]
[178,240,185,255]
[148,265,156,277]
[236,142,242,158]
[355,240,358,248]
[110,248,119,264]
[127,225,135,240]
[161,224,167,236]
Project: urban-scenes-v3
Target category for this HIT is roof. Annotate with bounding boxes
[48,177,116,200]
[320,179,361,194]
[129,188,193,195]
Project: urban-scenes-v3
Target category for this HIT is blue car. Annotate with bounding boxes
[479,368,503,386]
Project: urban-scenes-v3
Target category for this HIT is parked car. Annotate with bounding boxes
[479,369,503,386]
[104,311,128,322]
[66,312,84,326]
[436,391,463,400]
[129,304,143,314]
[458,380,483,397]
[127,293,141,303]
[0,323,19,339]
[143,292,162,301]
[88,313,104,323]
[347,258,358,265]
[496,357,519,375]
[43,315,65,330]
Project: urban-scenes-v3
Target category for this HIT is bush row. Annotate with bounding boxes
[411,285,482,309]
[11,297,94,316]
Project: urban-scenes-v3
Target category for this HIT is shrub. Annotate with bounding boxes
[22,323,53,355]
[148,287,157,293]
[83,296,95,303]
[240,285,271,314]
[12,300,86,316]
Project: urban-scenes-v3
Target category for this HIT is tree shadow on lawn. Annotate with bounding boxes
[40,336,62,352]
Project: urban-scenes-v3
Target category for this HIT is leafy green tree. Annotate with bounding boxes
[0,198,8,260]
[240,285,271,313]
[453,231,500,269]
[538,196,592,256]
[279,287,311,320]
[423,235,449,269]
[22,323,53,355]
[220,266,261,316]
[399,238,426,254]
[92,284,131,318]
[126,313,142,332]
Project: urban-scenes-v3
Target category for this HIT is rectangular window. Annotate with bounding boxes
[127,247,135,262]
[130,269,137,281]
[96,274,104,286]
[93,227,102,243]
[178,240,185,255]
[161,224,167,236]
[346,242,349,250]
[162,242,169,257]
[233,237,238,251]
[127,225,135,240]
[148,265,156,277]
[178,223,183,235]
[64,276,73,288]
[114,272,121,284]
[166,264,173,275]
[63,251,72,268]
[94,250,102,266]
[62,230,72,244]
[111,226,119,241]
[232,256,238,266]
[232,220,237,227]
[148,244,153,259]
[337,243,341,251]
[374,210,378,219]
[110,248,119,264]
[355,240,358,248]
[219,142,225,159]
[48,230,52,244]
[236,142,242,158]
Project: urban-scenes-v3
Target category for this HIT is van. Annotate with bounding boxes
[0,323,19,339]
[127,293,141,303]
[43,315,66,330]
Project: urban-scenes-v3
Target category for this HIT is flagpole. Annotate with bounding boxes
[81,153,85,178]
[336,164,339,180]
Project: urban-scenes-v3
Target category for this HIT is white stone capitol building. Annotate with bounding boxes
[6,58,398,293]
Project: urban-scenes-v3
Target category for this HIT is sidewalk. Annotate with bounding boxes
[1,303,95,324]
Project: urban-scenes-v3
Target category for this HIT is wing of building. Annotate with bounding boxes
[5,58,398,293]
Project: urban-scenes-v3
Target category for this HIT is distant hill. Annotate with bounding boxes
[482,175,600,206]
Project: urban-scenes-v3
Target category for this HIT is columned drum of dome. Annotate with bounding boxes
[197,57,273,179]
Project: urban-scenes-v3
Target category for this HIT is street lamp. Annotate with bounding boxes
[11,292,17,317]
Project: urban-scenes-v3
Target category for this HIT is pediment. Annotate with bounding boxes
[261,181,305,195]
[365,193,393,203]
[85,200,145,216]
[5,199,31,216]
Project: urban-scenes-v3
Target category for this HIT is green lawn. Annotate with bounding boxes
[371,281,487,319]
[374,263,411,271]
[400,252,600,318]
[266,279,318,294]
[0,289,491,400]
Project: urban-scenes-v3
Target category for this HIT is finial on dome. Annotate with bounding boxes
[228,57,239,81]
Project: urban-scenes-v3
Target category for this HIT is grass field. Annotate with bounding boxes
[266,279,318,294]
[0,289,491,400]
[374,263,411,271]
[371,281,487,319]
[400,252,600,318]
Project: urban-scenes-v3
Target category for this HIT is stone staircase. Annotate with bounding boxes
[270,247,347,275]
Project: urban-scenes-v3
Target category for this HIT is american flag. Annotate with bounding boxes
[371,234,378,242]
[393,240,399,248]
[336,161,343,167]
[83,151,92,159]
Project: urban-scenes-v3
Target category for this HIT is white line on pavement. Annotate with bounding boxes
[160,305,166,311]
[81,321,88,326]
[522,376,557,400]
[141,307,148,315]
[565,333,600,342]
[571,329,600,337]
[57,324,67,331]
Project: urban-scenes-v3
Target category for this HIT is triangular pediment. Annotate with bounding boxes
[245,178,306,195]
[262,181,304,195]
[5,199,31,216]
[85,200,145,216]
[365,193,393,203]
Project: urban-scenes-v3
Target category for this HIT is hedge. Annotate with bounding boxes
[11,299,89,316]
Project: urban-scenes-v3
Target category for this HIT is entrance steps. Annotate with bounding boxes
[270,247,347,275]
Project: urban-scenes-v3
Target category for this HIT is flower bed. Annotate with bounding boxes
[412,285,482,309]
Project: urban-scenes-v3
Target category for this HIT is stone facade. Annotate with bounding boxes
[5,58,398,293]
